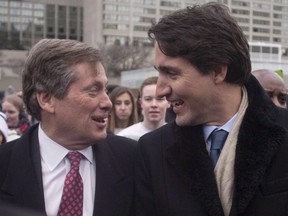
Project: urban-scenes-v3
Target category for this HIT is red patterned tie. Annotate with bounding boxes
[57,151,83,216]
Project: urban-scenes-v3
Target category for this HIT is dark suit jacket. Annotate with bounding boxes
[0,200,46,216]
[135,76,288,216]
[0,125,136,216]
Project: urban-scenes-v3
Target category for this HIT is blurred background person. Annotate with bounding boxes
[16,91,38,125]
[0,112,8,144]
[108,86,138,134]
[118,76,169,141]
[252,69,288,108]
[1,94,30,141]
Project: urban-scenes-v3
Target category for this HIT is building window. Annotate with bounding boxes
[273,13,282,19]
[253,27,270,33]
[253,3,270,10]
[232,9,249,15]
[231,1,250,7]
[48,27,54,33]
[252,36,269,41]
[253,11,270,18]
[253,19,270,25]
[273,29,281,34]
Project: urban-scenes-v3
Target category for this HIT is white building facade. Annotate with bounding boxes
[83,0,288,56]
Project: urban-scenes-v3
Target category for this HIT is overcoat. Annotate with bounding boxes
[135,76,288,216]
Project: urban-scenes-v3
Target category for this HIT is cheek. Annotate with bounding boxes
[160,103,169,111]
[115,106,121,113]
[11,113,19,120]
[143,105,150,114]
[127,105,133,112]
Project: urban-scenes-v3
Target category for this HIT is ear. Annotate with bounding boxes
[36,92,55,114]
[213,65,227,84]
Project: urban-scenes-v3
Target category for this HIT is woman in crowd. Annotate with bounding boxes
[2,94,30,141]
[108,86,138,134]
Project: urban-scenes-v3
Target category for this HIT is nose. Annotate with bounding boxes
[101,92,112,110]
[156,74,170,98]
[120,103,126,109]
[151,98,158,107]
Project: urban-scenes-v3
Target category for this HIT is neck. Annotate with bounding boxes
[116,119,129,128]
[207,85,243,126]
[142,119,166,131]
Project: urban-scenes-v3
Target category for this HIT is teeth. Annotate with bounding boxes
[93,117,108,123]
[171,101,182,107]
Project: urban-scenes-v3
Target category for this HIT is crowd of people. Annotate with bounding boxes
[0,2,288,216]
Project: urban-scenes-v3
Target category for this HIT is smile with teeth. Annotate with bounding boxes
[171,100,184,107]
[92,117,108,123]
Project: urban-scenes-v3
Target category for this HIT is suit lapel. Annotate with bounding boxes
[166,123,224,216]
[92,137,126,216]
[1,125,45,212]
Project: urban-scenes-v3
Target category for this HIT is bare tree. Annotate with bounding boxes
[101,44,153,77]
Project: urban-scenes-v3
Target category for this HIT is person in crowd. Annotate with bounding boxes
[252,69,287,108]
[16,90,38,125]
[0,112,8,144]
[1,93,30,141]
[135,3,288,216]
[108,86,138,134]
[0,39,136,216]
[118,76,169,141]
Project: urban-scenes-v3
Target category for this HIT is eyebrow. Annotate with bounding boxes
[264,89,288,94]
[155,65,180,74]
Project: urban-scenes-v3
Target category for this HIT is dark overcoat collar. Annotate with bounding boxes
[166,76,288,216]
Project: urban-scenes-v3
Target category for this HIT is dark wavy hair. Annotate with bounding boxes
[148,2,251,85]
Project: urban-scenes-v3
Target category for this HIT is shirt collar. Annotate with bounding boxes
[203,113,238,142]
[38,124,94,171]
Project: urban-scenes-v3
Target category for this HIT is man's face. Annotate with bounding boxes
[258,73,287,108]
[154,43,217,127]
[45,62,112,150]
[141,84,169,125]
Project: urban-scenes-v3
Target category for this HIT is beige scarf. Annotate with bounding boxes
[215,87,248,216]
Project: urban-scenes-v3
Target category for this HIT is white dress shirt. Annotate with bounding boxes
[38,124,96,216]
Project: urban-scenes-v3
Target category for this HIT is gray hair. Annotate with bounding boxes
[22,39,104,121]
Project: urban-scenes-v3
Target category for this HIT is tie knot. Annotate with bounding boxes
[210,129,228,150]
[67,151,82,168]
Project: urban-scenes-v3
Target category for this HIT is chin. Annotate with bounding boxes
[175,116,194,127]
[94,131,107,141]
[175,118,186,127]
